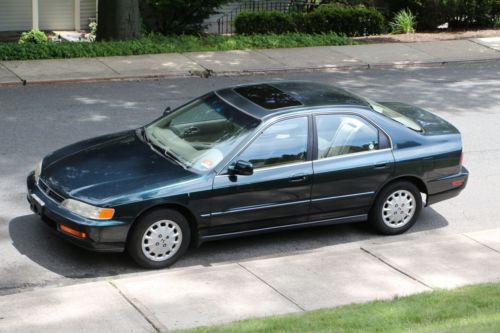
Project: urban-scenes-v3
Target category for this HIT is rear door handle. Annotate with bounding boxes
[289,173,307,183]
[374,162,390,169]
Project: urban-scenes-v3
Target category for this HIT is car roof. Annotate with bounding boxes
[215,81,371,120]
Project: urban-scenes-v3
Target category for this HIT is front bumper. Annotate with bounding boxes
[26,173,129,252]
[427,166,469,206]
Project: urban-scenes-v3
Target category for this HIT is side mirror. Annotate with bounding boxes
[228,160,253,176]
[163,106,172,116]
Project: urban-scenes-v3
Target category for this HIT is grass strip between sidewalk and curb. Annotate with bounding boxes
[173,283,500,333]
[0,33,356,61]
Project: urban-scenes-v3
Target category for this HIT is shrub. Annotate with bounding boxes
[235,4,385,36]
[235,11,296,34]
[88,22,97,42]
[450,0,500,28]
[18,29,48,44]
[388,0,499,30]
[89,22,98,35]
[390,9,417,33]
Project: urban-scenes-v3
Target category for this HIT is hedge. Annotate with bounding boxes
[233,11,296,34]
[235,5,386,36]
[0,33,356,61]
[302,5,386,36]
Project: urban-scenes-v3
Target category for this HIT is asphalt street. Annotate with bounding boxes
[0,63,499,295]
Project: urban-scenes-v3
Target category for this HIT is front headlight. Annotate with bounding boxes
[34,160,42,183]
[60,199,115,220]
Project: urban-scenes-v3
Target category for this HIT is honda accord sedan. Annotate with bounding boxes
[27,81,468,268]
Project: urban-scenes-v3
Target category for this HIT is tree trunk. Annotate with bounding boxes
[97,0,141,41]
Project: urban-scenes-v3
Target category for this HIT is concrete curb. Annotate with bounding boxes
[1,56,499,88]
[210,57,500,77]
[0,72,197,87]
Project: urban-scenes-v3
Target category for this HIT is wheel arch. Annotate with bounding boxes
[374,175,429,206]
[128,203,200,246]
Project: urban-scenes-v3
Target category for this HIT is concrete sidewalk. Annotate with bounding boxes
[0,37,499,86]
[1,228,499,332]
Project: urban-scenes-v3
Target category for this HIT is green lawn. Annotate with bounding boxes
[175,283,500,333]
[0,33,355,61]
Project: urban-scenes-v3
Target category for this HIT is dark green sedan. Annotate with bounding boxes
[27,81,468,268]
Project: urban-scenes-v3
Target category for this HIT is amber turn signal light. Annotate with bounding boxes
[59,224,87,239]
[98,208,115,220]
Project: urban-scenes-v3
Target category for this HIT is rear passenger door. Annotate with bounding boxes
[310,113,394,222]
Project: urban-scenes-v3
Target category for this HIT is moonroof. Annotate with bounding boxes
[234,84,303,110]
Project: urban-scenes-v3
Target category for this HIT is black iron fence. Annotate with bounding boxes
[216,0,319,34]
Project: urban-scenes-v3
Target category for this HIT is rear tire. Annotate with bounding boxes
[127,209,191,269]
[370,181,422,235]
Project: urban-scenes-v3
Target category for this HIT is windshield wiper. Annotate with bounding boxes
[137,127,149,143]
[162,149,189,169]
[138,127,186,168]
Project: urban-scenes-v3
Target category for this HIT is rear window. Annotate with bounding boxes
[234,84,303,110]
[368,100,423,132]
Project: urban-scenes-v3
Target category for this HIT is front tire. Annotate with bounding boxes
[370,181,422,235]
[127,209,191,269]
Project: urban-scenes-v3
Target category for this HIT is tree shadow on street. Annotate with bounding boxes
[8,206,448,279]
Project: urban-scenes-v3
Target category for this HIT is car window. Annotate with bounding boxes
[170,100,225,126]
[366,99,423,132]
[238,117,308,169]
[316,114,379,159]
[145,94,260,172]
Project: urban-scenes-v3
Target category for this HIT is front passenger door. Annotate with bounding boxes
[209,116,313,235]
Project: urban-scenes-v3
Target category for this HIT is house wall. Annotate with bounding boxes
[0,0,96,32]
[39,0,74,30]
[80,0,96,30]
[0,0,32,32]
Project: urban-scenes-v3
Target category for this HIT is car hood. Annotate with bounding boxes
[41,130,198,204]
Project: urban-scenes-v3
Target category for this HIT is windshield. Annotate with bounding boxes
[145,94,260,172]
[367,100,423,132]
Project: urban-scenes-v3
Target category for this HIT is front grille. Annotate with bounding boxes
[38,178,66,204]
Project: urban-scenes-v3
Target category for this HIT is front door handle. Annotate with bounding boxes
[289,173,307,183]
